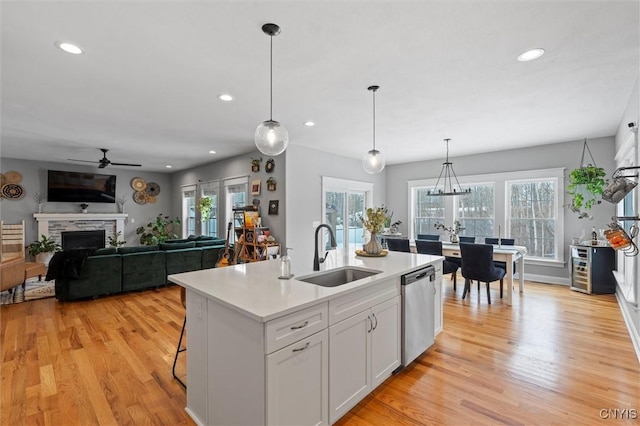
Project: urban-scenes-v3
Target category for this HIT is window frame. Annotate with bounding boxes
[181,184,197,238]
[408,167,565,265]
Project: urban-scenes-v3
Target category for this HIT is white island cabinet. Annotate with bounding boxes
[169,249,442,426]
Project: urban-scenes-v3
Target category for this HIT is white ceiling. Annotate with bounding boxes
[1,1,638,172]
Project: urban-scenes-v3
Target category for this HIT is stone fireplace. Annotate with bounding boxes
[33,213,128,248]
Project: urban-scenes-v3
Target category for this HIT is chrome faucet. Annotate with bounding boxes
[313,224,337,271]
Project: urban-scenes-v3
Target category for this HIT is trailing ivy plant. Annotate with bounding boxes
[197,197,213,221]
[136,213,181,245]
[567,164,606,215]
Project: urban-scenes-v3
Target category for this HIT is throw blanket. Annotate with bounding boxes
[46,249,95,281]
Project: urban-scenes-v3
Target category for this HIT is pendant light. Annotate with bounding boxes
[362,85,386,174]
[255,23,288,156]
[428,138,471,196]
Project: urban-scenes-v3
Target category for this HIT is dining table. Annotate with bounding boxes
[410,240,527,305]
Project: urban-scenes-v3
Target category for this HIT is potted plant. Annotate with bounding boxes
[567,164,606,218]
[197,197,213,221]
[251,157,262,172]
[434,220,465,243]
[108,231,126,248]
[80,203,89,213]
[26,234,61,266]
[266,177,276,191]
[136,213,181,245]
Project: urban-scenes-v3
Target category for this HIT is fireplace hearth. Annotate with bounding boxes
[61,230,106,251]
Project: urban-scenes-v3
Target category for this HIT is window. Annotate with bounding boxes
[322,177,373,251]
[412,187,445,238]
[199,181,219,237]
[507,179,558,260]
[181,185,196,237]
[409,168,564,264]
[457,183,494,239]
[224,176,249,232]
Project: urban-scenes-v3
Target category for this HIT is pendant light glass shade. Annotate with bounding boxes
[363,85,385,174]
[362,149,385,174]
[255,120,288,156]
[255,23,288,156]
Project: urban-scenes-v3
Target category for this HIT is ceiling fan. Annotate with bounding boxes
[68,148,142,168]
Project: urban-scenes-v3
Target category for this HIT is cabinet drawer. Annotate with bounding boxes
[265,303,328,354]
[329,279,399,325]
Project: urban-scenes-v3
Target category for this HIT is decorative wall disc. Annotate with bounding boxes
[0,173,5,186]
[147,195,157,204]
[4,171,23,184]
[1,183,25,199]
[131,177,147,191]
[133,190,149,205]
[145,182,160,196]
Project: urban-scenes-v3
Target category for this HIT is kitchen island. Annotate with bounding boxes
[169,249,442,426]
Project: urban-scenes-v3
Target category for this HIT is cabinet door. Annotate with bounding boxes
[371,296,401,388]
[266,329,329,426]
[329,310,371,424]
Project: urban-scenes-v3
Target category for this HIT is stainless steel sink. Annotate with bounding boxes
[297,267,382,287]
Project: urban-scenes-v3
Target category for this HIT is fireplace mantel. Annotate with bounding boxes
[33,213,128,243]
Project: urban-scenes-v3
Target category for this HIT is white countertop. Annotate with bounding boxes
[168,249,442,322]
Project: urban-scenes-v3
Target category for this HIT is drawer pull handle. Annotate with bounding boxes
[452,251,460,256]
[290,321,309,330]
[292,342,310,352]
[372,313,378,330]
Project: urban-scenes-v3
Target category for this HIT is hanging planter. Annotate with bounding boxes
[567,140,607,218]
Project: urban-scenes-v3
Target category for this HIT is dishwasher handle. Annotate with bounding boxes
[402,266,435,285]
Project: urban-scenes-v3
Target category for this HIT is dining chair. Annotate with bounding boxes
[484,237,515,245]
[484,238,516,272]
[459,243,505,304]
[415,240,459,290]
[172,287,187,388]
[386,238,411,252]
[458,236,476,243]
[416,234,440,241]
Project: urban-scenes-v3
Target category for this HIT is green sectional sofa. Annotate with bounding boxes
[54,237,229,301]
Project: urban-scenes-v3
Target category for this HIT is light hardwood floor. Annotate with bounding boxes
[2,279,638,425]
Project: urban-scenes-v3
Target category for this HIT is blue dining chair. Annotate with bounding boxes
[459,243,505,304]
[415,240,459,290]
[386,238,410,252]
[416,234,440,241]
[484,238,516,272]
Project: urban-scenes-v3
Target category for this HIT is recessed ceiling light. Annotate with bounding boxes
[165,165,173,169]
[209,150,216,154]
[218,94,233,102]
[304,121,315,127]
[55,41,83,55]
[517,48,545,62]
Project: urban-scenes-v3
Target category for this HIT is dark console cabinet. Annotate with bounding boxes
[570,245,616,294]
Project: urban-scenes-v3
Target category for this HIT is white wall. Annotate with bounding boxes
[285,145,386,273]
[385,137,617,283]
[0,157,172,247]
[614,76,640,359]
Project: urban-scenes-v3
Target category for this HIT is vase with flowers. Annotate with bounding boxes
[434,220,465,243]
[359,205,392,255]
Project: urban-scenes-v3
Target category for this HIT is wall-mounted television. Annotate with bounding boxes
[47,170,116,203]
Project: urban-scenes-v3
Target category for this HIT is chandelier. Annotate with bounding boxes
[428,138,471,196]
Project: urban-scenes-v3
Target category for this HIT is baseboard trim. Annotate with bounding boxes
[522,273,570,286]
[616,292,640,364]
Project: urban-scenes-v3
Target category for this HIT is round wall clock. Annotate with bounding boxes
[265,158,275,173]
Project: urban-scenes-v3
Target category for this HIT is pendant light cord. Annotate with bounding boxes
[372,89,376,151]
[269,34,273,121]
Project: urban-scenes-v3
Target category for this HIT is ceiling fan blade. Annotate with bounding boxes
[68,159,100,163]
[110,162,142,167]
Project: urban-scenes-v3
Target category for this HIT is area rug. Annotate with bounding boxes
[0,277,55,305]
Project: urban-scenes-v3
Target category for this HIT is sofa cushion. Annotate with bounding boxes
[201,245,228,269]
[165,247,203,276]
[121,251,166,291]
[164,238,190,244]
[118,245,159,254]
[195,239,225,247]
[159,242,196,250]
[94,247,117,255]
[55,254,122,301]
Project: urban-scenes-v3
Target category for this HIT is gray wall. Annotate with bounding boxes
[285,144,386,273]
[385,137,617,283]
[0,157,172,247]
[170,149,286,244]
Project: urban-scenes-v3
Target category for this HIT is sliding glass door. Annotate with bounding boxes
[322,177,373,251]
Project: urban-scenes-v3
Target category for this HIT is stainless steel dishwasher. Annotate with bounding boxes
[401,265,436,366]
